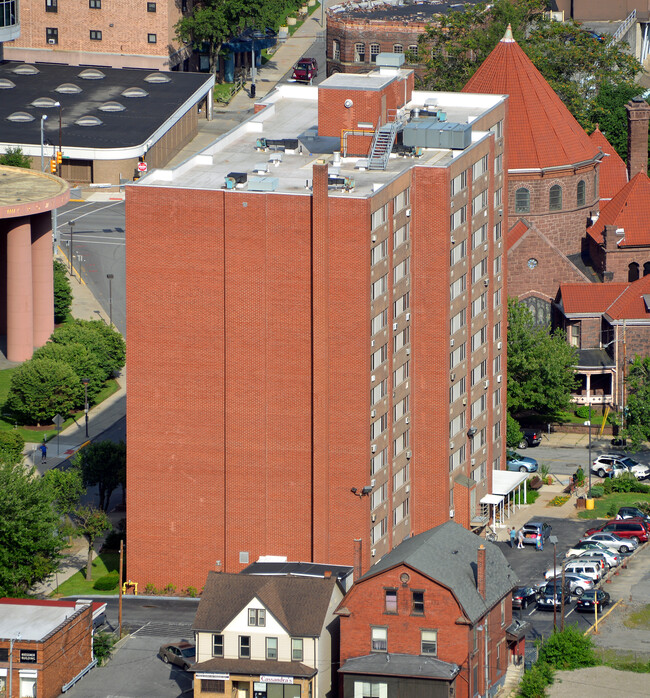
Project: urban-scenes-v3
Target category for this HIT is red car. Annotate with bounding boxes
[585,518,648,544]
[292,57,318,82]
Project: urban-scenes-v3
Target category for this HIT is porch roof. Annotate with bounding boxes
[492,470,528,496]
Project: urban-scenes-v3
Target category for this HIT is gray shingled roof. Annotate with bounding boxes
[339,653,460,680]
[193,573,338,636]
[359,522,518,624]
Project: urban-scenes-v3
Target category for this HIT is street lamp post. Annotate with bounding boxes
[69,221,75,277]
[8,632,21,698]
[106,274,114,327]
[588,404,592,493]
[549,535,559,631]
[40,114,48,171]
[56,101,62,175]
[82,377,89,438]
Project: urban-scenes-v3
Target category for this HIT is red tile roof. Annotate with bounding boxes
[462,28,600,171]
[560,275,650,320]
[506,219,530,250]
[589,127,627,200]
[587,172,650,247]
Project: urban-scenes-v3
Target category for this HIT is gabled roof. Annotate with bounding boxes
[462,27,600,171]
[193,573,338,636]
[587,172,650,247]
[589,127,628,200]
[559,275,650,320]
[356,521,517,624]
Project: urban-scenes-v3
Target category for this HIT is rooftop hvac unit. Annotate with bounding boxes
[248,176,279,192]
[225,172,247,189]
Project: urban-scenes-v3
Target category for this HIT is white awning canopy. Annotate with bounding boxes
[492,469,528,495]
[480,493,504,505]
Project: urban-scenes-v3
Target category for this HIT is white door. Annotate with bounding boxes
[20,676,37,698]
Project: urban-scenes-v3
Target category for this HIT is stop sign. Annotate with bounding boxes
[138,162,147,172]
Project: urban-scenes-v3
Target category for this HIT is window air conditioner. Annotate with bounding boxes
[497,341,502,350]
[371,339,375,347]
[405,417,409,424]
[393,322,398,331]
[406,450,412,459]
[371,548,377,557]
[405,484,410,493]
[371,375,376,382]
[371,514,376,522]
[449,509,455,518]
[371,409,376,418]
[406,313,410,321]
[371,444,377,453]
[497,375,501,383]
[484,380,489,389]
[451,372,456,381]
[483,279,489,287]
[450,339,455,347]
[471,458,475,465]
[406,208,411,217]
[450,236,456,244]
[406,348,410,355]
[484,243,488,252]
[462,397,467,406]
[371,234,377,242]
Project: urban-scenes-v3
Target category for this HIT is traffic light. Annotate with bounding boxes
[56,151,62,165]
[50,159,57,173]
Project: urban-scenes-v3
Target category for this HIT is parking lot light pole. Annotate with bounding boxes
[588,404,592,493]
[106,273,114,327]
[82,377,89,438]
[549,535,559,631]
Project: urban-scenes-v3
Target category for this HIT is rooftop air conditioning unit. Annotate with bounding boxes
[371,409,376,418]
[406,450,412,459]
[371,444,377,453]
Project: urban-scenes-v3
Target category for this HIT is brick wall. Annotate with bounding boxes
[339,563,511,698]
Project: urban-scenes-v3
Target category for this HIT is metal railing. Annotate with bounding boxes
[613,9,636,43]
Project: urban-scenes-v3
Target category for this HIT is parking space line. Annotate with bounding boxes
[565,608,574,618]
[527,608,537,617]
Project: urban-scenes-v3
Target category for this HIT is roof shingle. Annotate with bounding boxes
[560,275,650,320]
[589,127,628,200]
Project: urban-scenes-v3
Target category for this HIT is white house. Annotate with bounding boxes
[192,572,344,698]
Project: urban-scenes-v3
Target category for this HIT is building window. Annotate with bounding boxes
[494,221,502,240]
[496,641,502,673]
[201,680,225,693]
[522,296,551,327]
[501,598,506,625]
[472,291,487,317]
[394,222,409,249]
[644,262,650,276]
[332,39,340,61]
[248,608,266,626]
[472,224,487,249]
[90,30,102,40]
[371,204,387,230]
[577,179,586,206]
[148,33,157,43]
[371,447,387,475]
[421,630,437,656]
[450,274,466,301]
[291,638,303,661]
[370,43,380,62]
[451,206,467,230]
[385,589,397,613]
[371,343,387,370]
[371,274,387,301]
[394,258,410,284]
[370,482,387,510]
[450,240,467,267]
[629,262,640,282]
[472,154,488,179]
[212,634,223,657]
[371,626,388,652]
[515,188,530,213]
[46,27,58,44]
[412,590,424,614]
[355,681,388,698]
[239,636,251,659]
[408,44,418,60]
[451,171,467,195]
[266,637,278,660]
[147,1,156,10]
[354,42,365,62]
[371,239,388,265]
[46,0,57,12]
[89,0,101,7]
[393,44,403,53]
[569,324,580,347]
[549,184,562,211]
[371,516,388,544]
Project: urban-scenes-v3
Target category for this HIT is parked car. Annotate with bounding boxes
[577,548,619,569]
[565,541,612,558]
[586,519,649,544]
[518,428,542,449]
[617,507,650,524]
[537,588,567,611]
[555,572,594,597]
[563,559,603,583]
[506,451,539,473]
[593,454,650,480]
[512,586,539,609]
[575,589,611,613]
[521,521,552,545]
[579,532,638,555]
[159,641,196,670]
[292,57,318,82]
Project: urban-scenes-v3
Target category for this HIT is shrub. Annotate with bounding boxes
[53,260,72,323]
[588,485,604,499]
[603,477,614,494]
[93,571,119,591]
[611,475,650,494]
[526,489,540,504]
[186,586,198,598]
[93,632,116,664]
[163,583,177,595]
[0,146,31,168]
[5,358,82,425]
[144,583,158,595]
[575,405,590,419]
[606,502,618,518]
[517,661,554,698]
[0,432,26,466]
[538,626,599,671]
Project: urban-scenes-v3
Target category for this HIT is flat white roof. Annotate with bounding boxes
[0,604,84,641]
[136,77,505,197]
[492,470,528,496]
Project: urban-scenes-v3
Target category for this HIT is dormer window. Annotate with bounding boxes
[248,608,265,626]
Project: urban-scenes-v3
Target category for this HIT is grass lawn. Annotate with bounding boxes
[625,604,650,630]
[53,552,121,597]
[0,369,120,442]
[577,492,650,519]
[289,2,321,35]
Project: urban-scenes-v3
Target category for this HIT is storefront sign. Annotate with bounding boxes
[196,672,230,680]
[19,650,37,663]
[260,675,294,684]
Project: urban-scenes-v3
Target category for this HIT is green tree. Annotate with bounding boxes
[73,506,112,581]
[0,146,32,169]
[5,358,82,425]
[420,0,641,129]
[539,626,599,670]
[51,319,125,381]
[0,462,67,595]
[507,298,578,418]
[624,356,650,450]
[43,466,84,516]
[53,260,73,323]
[74,440,126,512]
[507,413,524,449]
[0,432,25,466]
[32,342,105,407]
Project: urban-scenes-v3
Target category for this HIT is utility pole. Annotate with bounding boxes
[119,539,124,637]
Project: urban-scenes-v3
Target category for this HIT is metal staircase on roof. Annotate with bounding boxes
[368,121,398,170]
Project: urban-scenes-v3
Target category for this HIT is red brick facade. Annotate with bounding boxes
[338,562,512,698]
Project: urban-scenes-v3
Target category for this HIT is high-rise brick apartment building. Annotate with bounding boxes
[125,58,509,589]
[3,0,192,70]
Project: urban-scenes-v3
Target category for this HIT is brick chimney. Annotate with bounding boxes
[626,98,650,180]
[477,545,486,599]
[602,224,617,251]
[353,539,363,582]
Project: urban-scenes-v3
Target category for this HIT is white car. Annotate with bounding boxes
[579,532,638,555]
[591,454,650,480]
[565,541,611,559]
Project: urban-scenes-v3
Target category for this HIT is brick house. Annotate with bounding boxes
[191,573,343,698]
[0,598,102,698]
[336,522,520,698]
[556,274,650,408]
